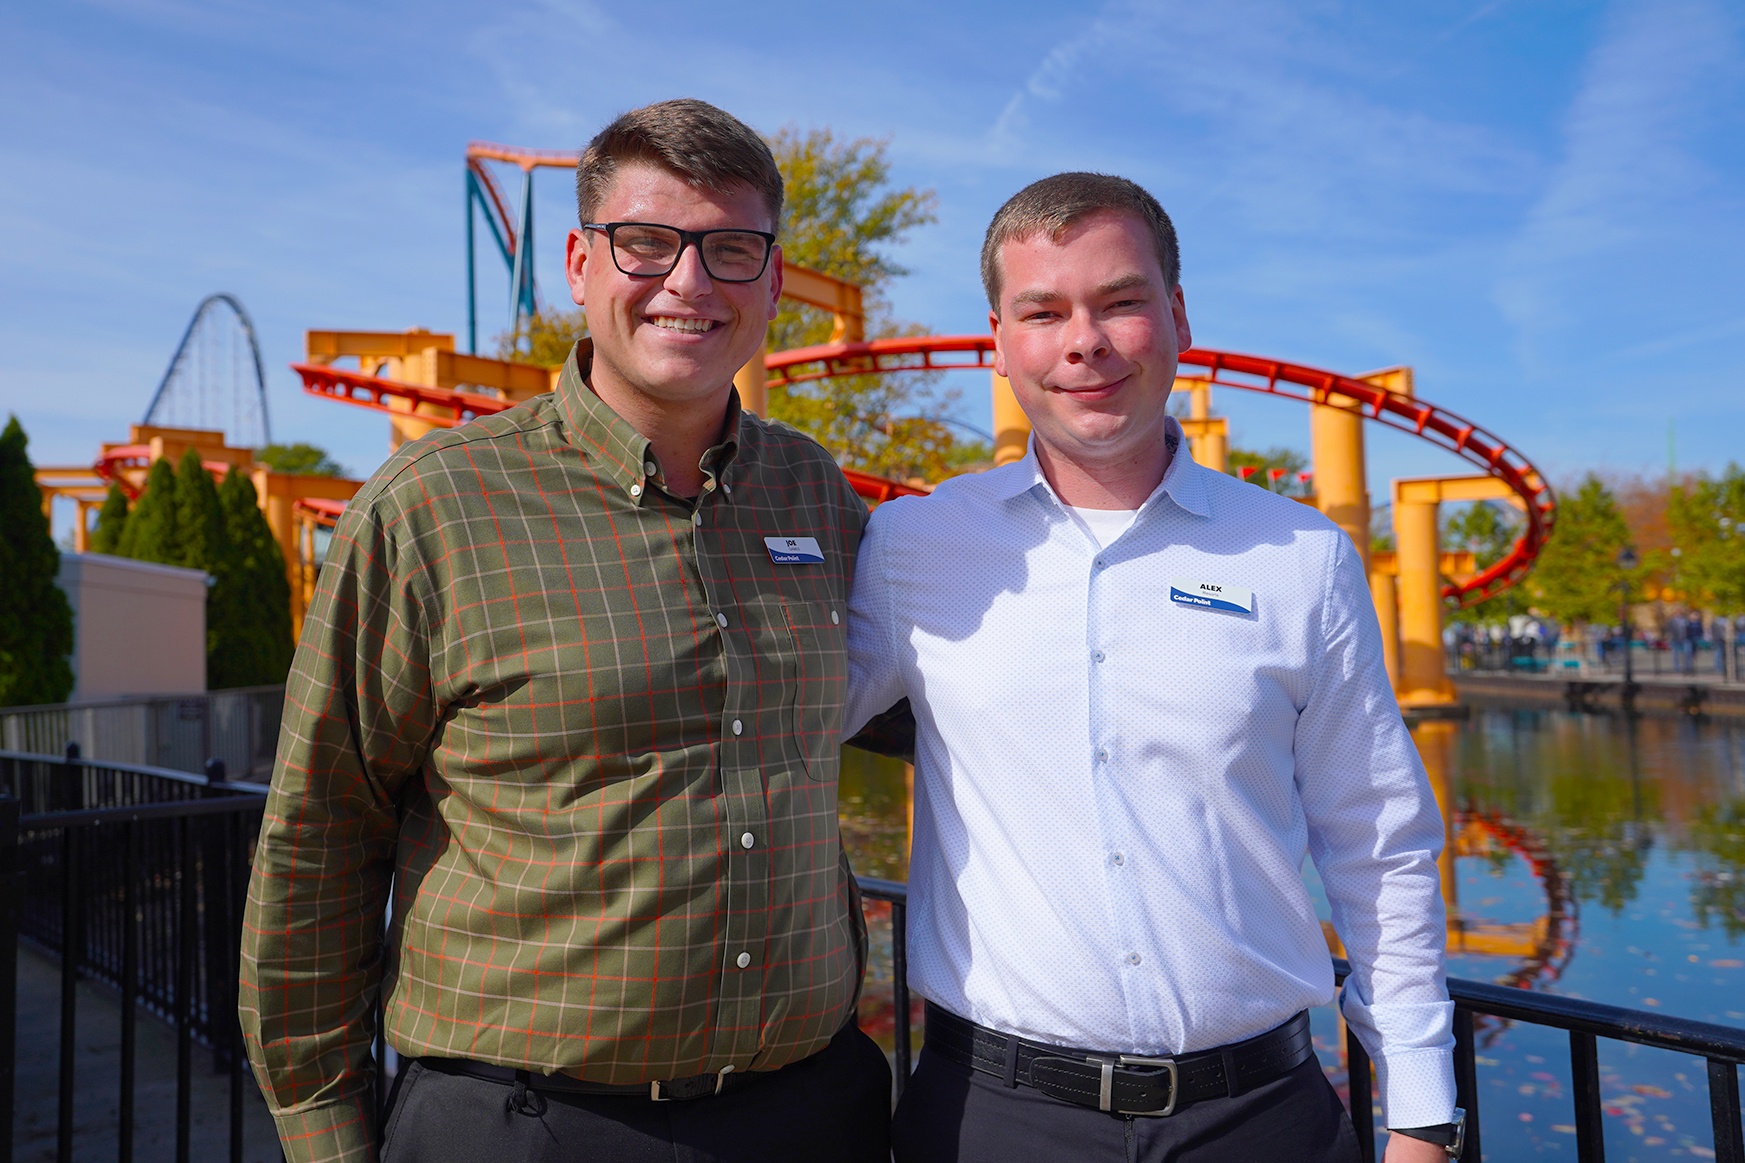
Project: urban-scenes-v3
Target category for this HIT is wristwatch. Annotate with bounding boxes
[1390,1108,1466,1158]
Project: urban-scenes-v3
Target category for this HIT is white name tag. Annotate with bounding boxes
[1169,578,1254,614]
[765,536,825,565]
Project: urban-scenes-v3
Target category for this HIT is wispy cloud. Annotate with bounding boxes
[1497,0,1744,368]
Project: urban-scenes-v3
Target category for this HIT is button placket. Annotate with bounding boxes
[695,515,765,1063]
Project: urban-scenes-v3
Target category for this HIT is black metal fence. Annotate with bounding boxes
[0,747,270,1163]
[857,879,1745,1163]
[2,751,1740,1162]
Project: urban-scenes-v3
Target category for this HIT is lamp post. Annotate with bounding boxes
[1617,546,1639,712]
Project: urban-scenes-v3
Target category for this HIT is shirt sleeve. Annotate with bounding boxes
[1294,533,1457,1130]
[843,501,908,742]
[239,487,438,1163]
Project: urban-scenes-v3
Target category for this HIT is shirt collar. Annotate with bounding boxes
[554,339,744,501]
[989,415,1211,518]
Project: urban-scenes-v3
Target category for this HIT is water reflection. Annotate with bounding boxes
[840,706,1745,1158]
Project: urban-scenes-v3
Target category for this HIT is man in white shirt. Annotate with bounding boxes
[845,173,1460,1162]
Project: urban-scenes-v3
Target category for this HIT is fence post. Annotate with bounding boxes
[0,796,19,1163]
[57,740,81,812]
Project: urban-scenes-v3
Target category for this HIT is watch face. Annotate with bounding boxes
[1448,1107,1467,1158]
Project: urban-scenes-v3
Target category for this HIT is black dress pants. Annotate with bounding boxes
[892,1045,1361,1163]
[380,1022,892,1163]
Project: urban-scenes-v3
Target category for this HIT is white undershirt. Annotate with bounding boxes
[1067,505,1139,548]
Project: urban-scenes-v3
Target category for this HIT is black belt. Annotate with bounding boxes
[417,1056,760,1103]
[924,1003,1314,1118]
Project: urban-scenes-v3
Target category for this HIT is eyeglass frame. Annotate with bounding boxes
[580,221,778,284]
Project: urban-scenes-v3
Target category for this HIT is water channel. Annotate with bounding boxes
[839,704,1745,1161]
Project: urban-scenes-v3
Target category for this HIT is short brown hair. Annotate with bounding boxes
[575,98,784,233]
[981,172,1180,310]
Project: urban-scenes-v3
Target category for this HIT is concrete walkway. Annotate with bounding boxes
[11,945,284,1162]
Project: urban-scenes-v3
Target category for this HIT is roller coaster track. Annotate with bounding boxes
[764,337,1556,609]
[289,362,926,512]
[293,336,1552,607]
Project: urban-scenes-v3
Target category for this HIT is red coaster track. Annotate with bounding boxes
[293,335,1554,607]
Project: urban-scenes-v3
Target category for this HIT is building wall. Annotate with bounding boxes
[58,553,207,700]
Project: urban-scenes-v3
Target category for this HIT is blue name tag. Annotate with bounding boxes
[1169,578,1254,614]
[765,536,825,565]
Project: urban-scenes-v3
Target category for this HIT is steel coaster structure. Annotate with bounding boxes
[140,293,272,449]
[465,142,583,353]
[292,335,1552,606]
[761,335,1555,609]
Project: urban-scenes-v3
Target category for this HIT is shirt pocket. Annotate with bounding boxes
[781,598,848,781]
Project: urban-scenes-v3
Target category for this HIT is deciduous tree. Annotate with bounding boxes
[257,443,347,477]
[1529,474,1637,628]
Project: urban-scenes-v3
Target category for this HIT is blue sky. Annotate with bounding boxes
[3,0,1742,525]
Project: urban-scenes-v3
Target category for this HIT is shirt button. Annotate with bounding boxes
[643,461,657,476]
[715,612,729,628]
[1111,852,1125,866]
[1096,748,1109,763]
[1094,558,1107,570]
[731,719,743,736]
[736,952,752,969]
[693,511,703,527]
[1092,650,1106,663]
[629,483,643,498]
[831,610,840,625]
[741,832,755,849]
[1126,952,1142,966]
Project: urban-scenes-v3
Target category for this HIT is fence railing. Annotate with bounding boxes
[0,686,285,781]
[1453,636,1745,682]
[0,748,270,1163]
[4,751,1741,1162]
[856,880,1745,1163]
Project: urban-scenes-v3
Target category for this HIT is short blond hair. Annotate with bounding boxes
[981,172,1180,310]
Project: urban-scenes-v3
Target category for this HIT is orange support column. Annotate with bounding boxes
[1369,560,1401,692]
[734,337,769,418]
[1178,379,1228,473]
[992,371,1030,466]
[1394,490,1452,707]
[1310,391,1370,569]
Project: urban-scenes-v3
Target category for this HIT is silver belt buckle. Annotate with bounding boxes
[1113,1054,1179,1117]
[649,1080,671,1101]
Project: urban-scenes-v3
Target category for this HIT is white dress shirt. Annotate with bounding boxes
[844,420,1456,1128]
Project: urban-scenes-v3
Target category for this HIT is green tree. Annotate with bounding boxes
[88,484,130,555]
[1667,464,1745,615]
[175,448,225,572]
[1529,474,1636,628]
[764,128,978,481]
[1444,501,1529,623]
[0,416,75,706]
[117,457,182,564]
[215,468,293,686]
[257,443,347,477]
[494,309,589,370]
[1227,446,1309,496]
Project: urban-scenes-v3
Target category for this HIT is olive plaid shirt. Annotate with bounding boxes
[240,342,870,1163]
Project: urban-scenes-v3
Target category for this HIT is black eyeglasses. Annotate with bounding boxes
[582,222,776,283]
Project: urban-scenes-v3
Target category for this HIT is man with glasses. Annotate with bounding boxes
[241,98,890,1163]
